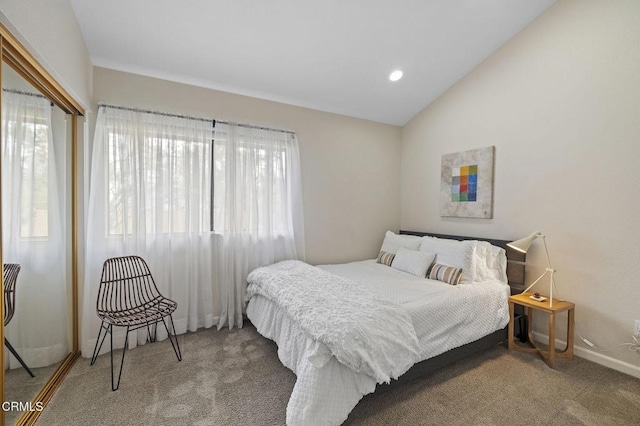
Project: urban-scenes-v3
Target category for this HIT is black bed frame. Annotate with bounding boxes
[377,231,527,392]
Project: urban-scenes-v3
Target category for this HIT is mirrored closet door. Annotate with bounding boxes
[1,62,73,425]
[1,22,84,426]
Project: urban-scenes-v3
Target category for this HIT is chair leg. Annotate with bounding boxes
[111,325,129,391]
[161,315,182,362]
[146,322,154,344]
[4,338,35,378]
[91,321,109,365]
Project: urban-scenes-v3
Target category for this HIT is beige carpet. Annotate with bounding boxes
[5,361,61,425]
[36,325,640,425]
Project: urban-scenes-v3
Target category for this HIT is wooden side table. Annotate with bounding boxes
[508,292,575,368]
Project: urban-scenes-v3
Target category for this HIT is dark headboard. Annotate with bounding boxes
[399,230,525,293]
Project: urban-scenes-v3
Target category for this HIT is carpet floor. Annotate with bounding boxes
[5,361,61,425]
[36,325,640,425]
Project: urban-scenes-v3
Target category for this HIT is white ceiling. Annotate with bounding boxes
[69,0,555,126]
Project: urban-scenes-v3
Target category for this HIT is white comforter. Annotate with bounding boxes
[246,260,420,383]
[246,260,510,425]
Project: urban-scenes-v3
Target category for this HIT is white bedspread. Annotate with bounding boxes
[321,260,510,360]
[246,260,420,383]
[246,259,510,426]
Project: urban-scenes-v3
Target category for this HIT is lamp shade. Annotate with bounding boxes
[507,231,542,253]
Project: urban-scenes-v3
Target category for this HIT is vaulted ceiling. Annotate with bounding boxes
[70,0,556,125]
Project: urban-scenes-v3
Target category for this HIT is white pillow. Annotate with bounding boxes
[474,241,508,284]
[419,236,476,284]
[380,231,421,254]
[391,247,436,278]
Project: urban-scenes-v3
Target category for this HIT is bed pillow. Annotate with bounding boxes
[391,247,436,278]
[419,236,476,284]
[376,250,396,266]
[474,240,508,284]
[380,231,421,254]
[429,263,463,285]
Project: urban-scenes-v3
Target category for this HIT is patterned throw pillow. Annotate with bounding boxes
[429,263,463,285]
[376,250,395,266]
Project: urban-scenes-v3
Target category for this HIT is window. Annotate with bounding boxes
[212,135,290,233]
[103,114,213,236]
[2,92,52,239]
[18,120,49,238]
[99,107,301,242]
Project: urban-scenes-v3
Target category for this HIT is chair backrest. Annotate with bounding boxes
[97,256,164,314]
[3,263,21,326]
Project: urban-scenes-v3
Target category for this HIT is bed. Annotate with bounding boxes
[246,231,526,425]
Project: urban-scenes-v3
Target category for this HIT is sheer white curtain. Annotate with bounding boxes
[82,107,216,355]
[2,91,68,368]
[82,108,305,356]
[212,123,305,329]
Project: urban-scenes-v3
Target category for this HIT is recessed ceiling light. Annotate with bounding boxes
[389,70,403,82]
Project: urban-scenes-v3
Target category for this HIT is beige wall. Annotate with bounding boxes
[93,67,401,265]
[401,0,640,371]
[0,0,93,109]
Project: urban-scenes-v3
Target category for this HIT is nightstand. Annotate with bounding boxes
[508,292,575,368]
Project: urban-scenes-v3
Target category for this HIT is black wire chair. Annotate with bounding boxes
[90,256,182,390]
[3,263,35,378]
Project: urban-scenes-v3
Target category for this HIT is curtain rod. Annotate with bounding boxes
[216,120,295,135]
[98,103,295,135]
[98,103,214,124]
[3,88,54,106]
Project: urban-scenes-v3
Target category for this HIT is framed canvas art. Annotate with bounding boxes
[440,146,494,218]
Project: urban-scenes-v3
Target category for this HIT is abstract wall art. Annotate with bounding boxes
[440,146,494,218]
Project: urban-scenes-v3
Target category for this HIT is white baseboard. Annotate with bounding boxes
[531,331,640,379]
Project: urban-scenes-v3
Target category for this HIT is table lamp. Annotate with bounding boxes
[507,231,560,307]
